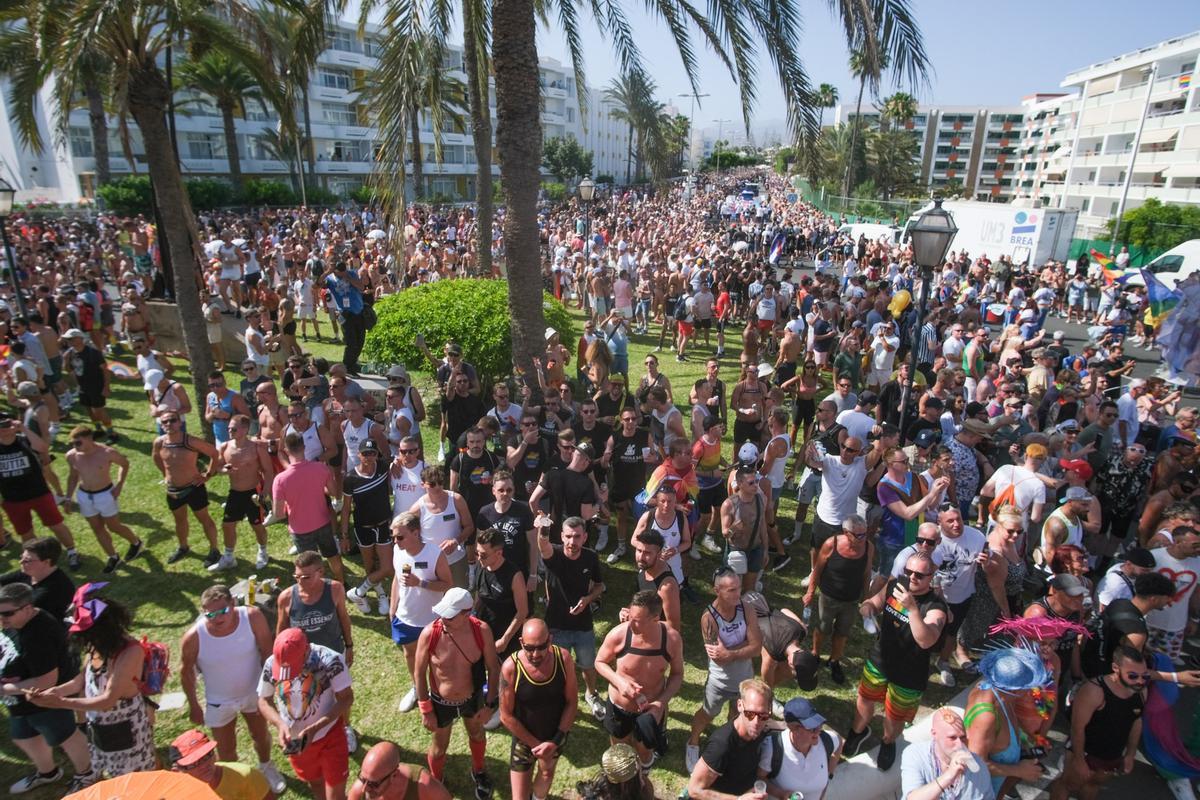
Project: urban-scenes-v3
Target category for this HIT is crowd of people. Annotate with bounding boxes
[0,170,1198,800]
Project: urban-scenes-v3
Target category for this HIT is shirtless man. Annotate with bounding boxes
[152,410,222,566]
[254,381,287,470]
[63,425,142,574]
[348,742,451,800]
[632,529,682,632]
[414,587,501,799]
[217,415,276,572]
[594,590,685,771]
[499,619,578,800]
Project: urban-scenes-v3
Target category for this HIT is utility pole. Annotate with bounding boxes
[679,92,710,169]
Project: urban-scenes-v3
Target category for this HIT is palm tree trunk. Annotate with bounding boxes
[220,103,244,191]
[127,66,214,436]
[118,115,138,176]
[843,77,866,197]
[493,0,544,390]
[624,123,633,185]
[409,107,424,200]
[463,0,493,276]
[300,82,316,185]
[82,75,111,186]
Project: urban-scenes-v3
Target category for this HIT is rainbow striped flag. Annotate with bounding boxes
[1142,268,1181,327]
[1089,248,1112,267]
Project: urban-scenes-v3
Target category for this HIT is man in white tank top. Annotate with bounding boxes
[282,401,334,466]
[340,398,389,475]
[389,512,454,713]
[390,436,426,515]
[179,584,286,793]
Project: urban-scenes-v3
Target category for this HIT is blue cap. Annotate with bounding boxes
[782,697,826,729]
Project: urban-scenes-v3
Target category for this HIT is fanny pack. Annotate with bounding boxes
[88,719,136,753]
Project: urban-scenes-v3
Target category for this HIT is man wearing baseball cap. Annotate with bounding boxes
[1038,486,1092,569]
[1096,547,1157,612]
[63,328,118,444]
[170,729,274,800]
[257,628,353,800]
[758,697,841,799]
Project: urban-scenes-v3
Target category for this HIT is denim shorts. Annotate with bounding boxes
[550,627,596,669]
[10,708,77,747]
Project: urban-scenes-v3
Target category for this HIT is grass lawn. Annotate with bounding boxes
[0,300,957,798]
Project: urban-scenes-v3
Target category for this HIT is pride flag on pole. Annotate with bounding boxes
[768,233,786,265]
[1142,268,1181,327]
[1092,249,1135,284]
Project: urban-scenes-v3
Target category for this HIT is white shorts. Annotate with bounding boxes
[205,691,260,728]
[220,267,241,281]
[868,368,892,387]
[297,306,316,320]
[76,486,119,519]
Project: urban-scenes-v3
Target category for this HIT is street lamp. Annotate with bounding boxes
[578,176,595,254]
[898,198,958,428]
[0,177,29,320]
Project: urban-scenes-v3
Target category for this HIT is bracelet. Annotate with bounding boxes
[417,699,434,714]
[419,579,428,589]
[551,730,568,747]
[1170,671,1180,684]
[935,776,945,790]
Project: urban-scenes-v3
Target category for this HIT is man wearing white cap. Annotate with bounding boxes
[145,368,190,432]
[1117,379,1146,450]
[413,587,500,799]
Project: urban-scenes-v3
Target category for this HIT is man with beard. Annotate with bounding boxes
[632,529,681,632]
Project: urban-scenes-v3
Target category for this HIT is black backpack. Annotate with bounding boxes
[673,296,689,322]
[1080,602,1144,679]
[766,729,837,780]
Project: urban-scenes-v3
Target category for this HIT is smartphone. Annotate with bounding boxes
[896,573,911,591]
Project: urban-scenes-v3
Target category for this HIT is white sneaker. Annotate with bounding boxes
[772,698,785,718]
[331,496,344,512]
[606,543,627,564]
[939,666,956,687]
[347,585,371,614]
[255,548,269,570]
[377,591,389,616]
[48,423,60,438]
[345,725,358,753]
[1168,778,1197,800]
[587,691,606,721]
[287,543,299,555]
[260,762,286,794]
[800,574,811,588]
[685,743,701,772]
[206,553,236,572]
[595,528,609,551]
[399,687,418,712]
[701,533,721,553]
[484,709,503,731]
[688,545,701,560]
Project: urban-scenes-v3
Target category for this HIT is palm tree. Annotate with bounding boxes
[604,70,653,185]
[816,83,839,132]
[843,48,889,198]
[867,128,918,199]
[879,91,917,131]
[14,0,303,425]
[461,0,493,275]
[255,127,305,193]
[176,51,272,190]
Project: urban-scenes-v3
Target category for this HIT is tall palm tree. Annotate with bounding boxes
[867,128,917,199]
[176,51,272,190]
[604,70,654,185]
[816,83,839,132]
[461,0,493,275]
[843,48,889,198]
[879,91,917,131]
[13,0,303,424]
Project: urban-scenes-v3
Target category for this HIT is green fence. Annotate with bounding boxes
[791,178,920,225]
[1066,237,1167,268]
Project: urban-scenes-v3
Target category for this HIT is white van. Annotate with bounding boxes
[838,223,901,246]
[1125,239,1200,290]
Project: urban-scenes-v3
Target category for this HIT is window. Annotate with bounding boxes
[566,108,575,123]
[327,30,357,53]
[69,127,93,158]
[187,133,223,159]
[322,102,358,125]
[320,69,351,91]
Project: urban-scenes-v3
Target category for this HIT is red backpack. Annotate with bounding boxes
[428,615,485,653]
[136,637,170,696]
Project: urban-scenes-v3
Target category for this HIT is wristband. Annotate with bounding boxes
[418,699,434,714]
[1170,671,1180,684]
[552,730,568,747]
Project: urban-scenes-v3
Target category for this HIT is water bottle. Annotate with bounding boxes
[802,605,813,623]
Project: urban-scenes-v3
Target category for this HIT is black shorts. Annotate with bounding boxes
[695,318,712,330]
[432,690,485,729]
[697,480,727,515]
[353,521,391,548]
[78,390,106,409]
[603,700,665,751]
[167,483,209,512]
[794,397,816,426]
[293,523,339,558]
[944,598,972,639]
[329,445,343,470]
[510,738,560,772]
[223,489,262,523]
[733,420,761,448]
[243,272,262,288]
[811,515,840,551]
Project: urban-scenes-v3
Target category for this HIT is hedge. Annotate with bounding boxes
[362,279,574,382]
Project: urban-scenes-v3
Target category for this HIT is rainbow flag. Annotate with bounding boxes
[1089,248,1112,267]
[1092,249,1136,284]
[1181,73,1192,89]
[768,233,786,265]
[1142,268,1181,326]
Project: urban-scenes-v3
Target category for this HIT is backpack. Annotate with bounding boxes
[766,728,837,780]
[673,296,689,321]
[77,301,95,332]
[428,615,485,654]
[137,636,171,695]
[1079,603,1142,679]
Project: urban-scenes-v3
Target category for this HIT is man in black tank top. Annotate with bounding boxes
[499,619,578,800]
[1049,645,1146,800]
[594,591,684,771]
[632,529,681,632]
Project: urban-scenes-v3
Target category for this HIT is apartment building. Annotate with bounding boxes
[1,20,631,203]
[832,104,1025,202]
[1016,31,1200,239]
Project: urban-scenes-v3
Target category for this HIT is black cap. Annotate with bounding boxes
[358,439,381,455]
[858,391,879,407]
[1125,547,1156,569]
[792,650,820,691]
[574,441,597,460]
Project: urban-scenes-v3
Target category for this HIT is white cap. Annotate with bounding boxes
[1129,378,1147,390]
[737,442,760,463]
[64,328,86,339]
[143,369,164,391]
[756,363,775,379]
[431,587,474,619]
[544,327,558,341]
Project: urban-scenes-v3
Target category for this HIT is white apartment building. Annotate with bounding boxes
[833,104,1025,201]
[1,20,631,203]
[1017,31,1200,239]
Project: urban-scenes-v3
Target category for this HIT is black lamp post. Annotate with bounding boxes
[0,178,29,320]
[898,198,958,429]
[578,176,595,253]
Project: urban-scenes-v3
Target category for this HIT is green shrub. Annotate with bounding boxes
[363,279,574,381]
[304,183,340,205]
[185,177,235,210]
[240,179,297,206]
[96,176,152,215]
[594,174,615,185]
[349,185,378,205]
[542,182,566,203]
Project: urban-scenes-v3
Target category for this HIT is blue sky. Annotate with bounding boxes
[533,0,1200,141]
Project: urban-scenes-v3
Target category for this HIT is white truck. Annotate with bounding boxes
[901,201,1078,266]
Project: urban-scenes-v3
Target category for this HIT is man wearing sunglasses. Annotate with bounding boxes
[498,618,577,800]
[686,678,775,800]
[805,514,873,687]
[1049,646,1148,800]
[180,585,285,794]
[845,551,948,772]
[170,728,277,800]
[348,741,450,800]
[63,426,142,575]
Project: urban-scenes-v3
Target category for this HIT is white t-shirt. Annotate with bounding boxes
[1146,548,1200,633]
[871,335,900,372]
[836,409,875,443]
[758,729,841,799]
[988,464,1046,520]
[1116,392,1140,446]
[931,526,987,605]
[815,454,867,526]
[1096,564,1136,609]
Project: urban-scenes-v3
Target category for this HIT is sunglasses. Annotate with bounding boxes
[903,569,932,579]
[357,773,392,791]
[843,446,862,453]
[399,448,419,455]
[741,709,772,721]
[161,418,181,425]
[916,537,940,546]
[204,606,231,619]
[287,412,303,418]
[521,422,538,427]
[522,641,550,653]
[0,604,29,618]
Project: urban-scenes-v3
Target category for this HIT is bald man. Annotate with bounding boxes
[347,742,451,800]
[901,708,990,799]
[499,619,578,800]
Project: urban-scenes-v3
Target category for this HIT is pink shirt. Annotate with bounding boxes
[613,278,633,309]
[272,461,332,534]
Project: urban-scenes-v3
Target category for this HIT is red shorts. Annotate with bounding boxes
[288,723,349,786]
[756,319,775,332]
[677,321,694,337]
[2,493,63,536]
